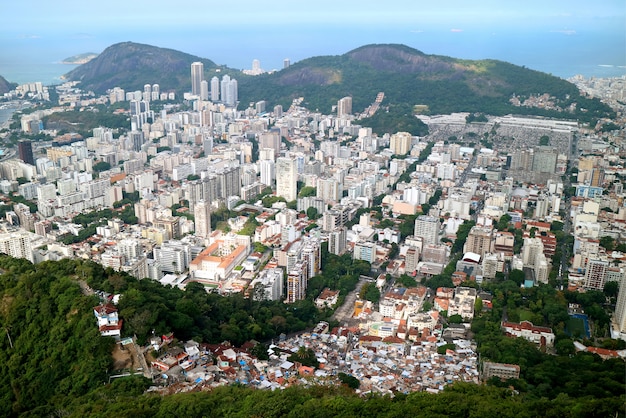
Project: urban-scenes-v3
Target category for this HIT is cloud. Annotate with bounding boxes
[450,28,463,32]
[410,29,424,33]
[550,29,576,35]
[17,34,41,39]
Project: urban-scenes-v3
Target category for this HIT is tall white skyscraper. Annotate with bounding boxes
[276,157,297,202]
[220,75,231,104]
[220,75,238,106]
[200,80,209,101]
[194,199,212,239]
[191,62,204,96]
[210,76,220,102]
[259,159,275,187]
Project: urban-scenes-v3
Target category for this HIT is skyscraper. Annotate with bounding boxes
[220,75,238,106]
[276,157,298,202]
[220,75,231,104]
[210,76,220,101]
[614,276,626,335]
[191,62,204,96]
[18,140,34,165]
[259,159,275,187]
[194,199,212,238]
[200,80,209,101]
[337,96,352,117]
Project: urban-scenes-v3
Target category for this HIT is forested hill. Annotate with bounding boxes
[64,42,220,95]
[0,255,623,416]
[64,42,614,123]
[238,44,613,122]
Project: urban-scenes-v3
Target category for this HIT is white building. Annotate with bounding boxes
[276,157,297,202]
[250,268,284,301]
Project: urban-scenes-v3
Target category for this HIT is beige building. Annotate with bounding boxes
[390,132,412,155]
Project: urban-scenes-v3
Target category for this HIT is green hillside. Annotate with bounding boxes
[0,255,623,416]
[64,42,222,95]
[64,42,614,123]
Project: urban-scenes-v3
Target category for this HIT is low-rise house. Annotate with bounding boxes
[315,288,340,309]
[93,304,123,339]
[501,320,555,347]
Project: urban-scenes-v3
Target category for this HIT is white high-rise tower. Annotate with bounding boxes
[210,76,220,102]
[276,157,297,202]
[191,62,204,96]
[194,199,212,238]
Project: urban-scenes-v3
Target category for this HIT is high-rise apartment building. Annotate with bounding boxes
[260,131,281,157]
[217,166,241,199]
[464,226,494,257]
[328,227,347,255]
[200,80,209,101]
[614,277,626,335]
[191,62,204,96]
[18,140,34,165]
[584,259,608,290]
[276,157,297,202]
[414,215,439,246]
[259,159,275,187]
[210,76,220,102]
[286,261,308,303]
[194,199,212,238]
[337,96,352,117]
[0,231,33,263]
[390,132,412,155]
[220,75,238,106]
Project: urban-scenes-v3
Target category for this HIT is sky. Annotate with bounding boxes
[0,1,624,82]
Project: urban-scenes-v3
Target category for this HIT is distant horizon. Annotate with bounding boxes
[1,34,625,88]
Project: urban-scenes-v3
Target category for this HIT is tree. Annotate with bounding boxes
[509,270,525,285]
[359,282,380,303]
[604,281,619,298]
[448,314,463,324]
[306,206,320,220]
[599,236,615,251]
[298,186,316,198]
[93,161,111,172]
[496,214,512,231]
[338,372,360,389]
[550,221,564,232]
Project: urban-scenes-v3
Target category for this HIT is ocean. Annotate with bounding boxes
[0,25,624,87]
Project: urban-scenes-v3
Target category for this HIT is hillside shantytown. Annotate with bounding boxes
[0,52,625,403]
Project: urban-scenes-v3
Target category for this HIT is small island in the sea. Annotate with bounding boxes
[61,53,98,65]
